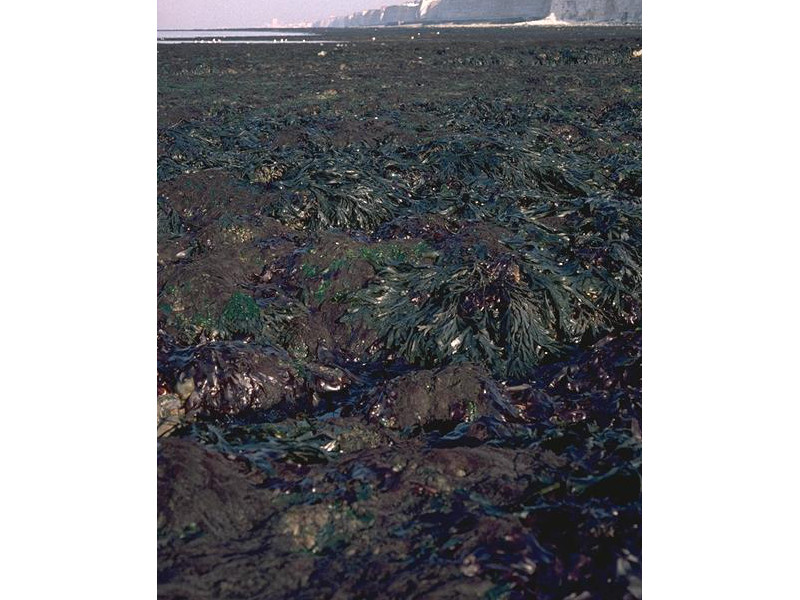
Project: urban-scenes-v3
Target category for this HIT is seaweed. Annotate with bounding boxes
[351,194,640,378]
[272,150,407,232]
[157,25,642,600]
[217,291,262,339]
[156,195,185,239]
[352,256,559,378]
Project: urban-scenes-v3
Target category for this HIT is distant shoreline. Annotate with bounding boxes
[157,22,642,33]
[380,19,640,28]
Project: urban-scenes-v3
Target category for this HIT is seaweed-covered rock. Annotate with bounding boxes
[355,255,565,378]
[506,329,642,430]
[157,169,266,227]
[157,25,642,600]
[366,363,517,430]
[355,195,641,379]
[158,215,303,346]
[161,341,308,419]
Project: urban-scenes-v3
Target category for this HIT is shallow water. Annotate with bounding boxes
[157,29,314,39]
[157,39,342,45]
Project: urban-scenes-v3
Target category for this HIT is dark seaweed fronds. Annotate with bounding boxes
[417,136,591,198]
[522,195,642,326]
[160,286,307,349]
[352,257,565,379]
[157,196,186,239]
[186,421,333,469]
[353,196,640,378]
[274,162,403,232]
[158,28,643,599]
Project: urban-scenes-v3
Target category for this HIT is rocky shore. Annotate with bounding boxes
[158,25,642,599]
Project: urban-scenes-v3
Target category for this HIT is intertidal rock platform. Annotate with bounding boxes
[158,26,642,599]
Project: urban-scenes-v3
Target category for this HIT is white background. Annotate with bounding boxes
[3,1,799,597]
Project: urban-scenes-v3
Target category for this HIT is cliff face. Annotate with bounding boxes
[549,0,641,23]
[315,0,642,27]
[382,4,422,24]
[351,9,383,26]
[419,0,550,23]
[318,3,421,27]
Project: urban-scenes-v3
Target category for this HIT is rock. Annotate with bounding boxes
[419,0,551,23]
[157,394,185,437]
[158,438,269,539]
[382,3,422,25]
[550,0,642,23]
[366,363,514,430]
[161,341,308,419]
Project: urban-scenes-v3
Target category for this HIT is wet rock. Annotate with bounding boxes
[374,214,456,245]
[157,169,265,230]
[257,232,391,361]
[323,418,390,454]
[366,363,513,430]
[157,27,642,600]
[158,217,302,346]
[157,393,185,437]
[161,341,308,420]
[158,438,270,540]
[278,502,370,553]
[306,363,352,395]
[439,221,519,262]
[508,330,642,428]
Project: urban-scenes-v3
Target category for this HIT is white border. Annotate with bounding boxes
[5,1,800,597]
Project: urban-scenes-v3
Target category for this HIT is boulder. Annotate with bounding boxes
[161,341,307,419]
[366,363,517,430]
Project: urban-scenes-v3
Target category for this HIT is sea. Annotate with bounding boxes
[157,29,338,45]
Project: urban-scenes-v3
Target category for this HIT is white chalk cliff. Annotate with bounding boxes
[549,0,641,23]
[419,0,551,22]
[315,0,641,27]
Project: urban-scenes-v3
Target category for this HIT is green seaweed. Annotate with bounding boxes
[218,292,262,339]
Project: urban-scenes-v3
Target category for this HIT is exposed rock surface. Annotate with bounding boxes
[366,363,517,430]
[420,0,550,23]
[550,0,642,23]
[157,26,642,599]
[315,0,642,27]
[158,438,269,540]
[383,3,423,24]
[160,341,307,419]
[322,3,421,28]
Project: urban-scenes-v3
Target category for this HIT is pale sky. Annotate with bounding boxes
[157,0,396,28]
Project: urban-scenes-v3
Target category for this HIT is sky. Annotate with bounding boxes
[157,0,397,28]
